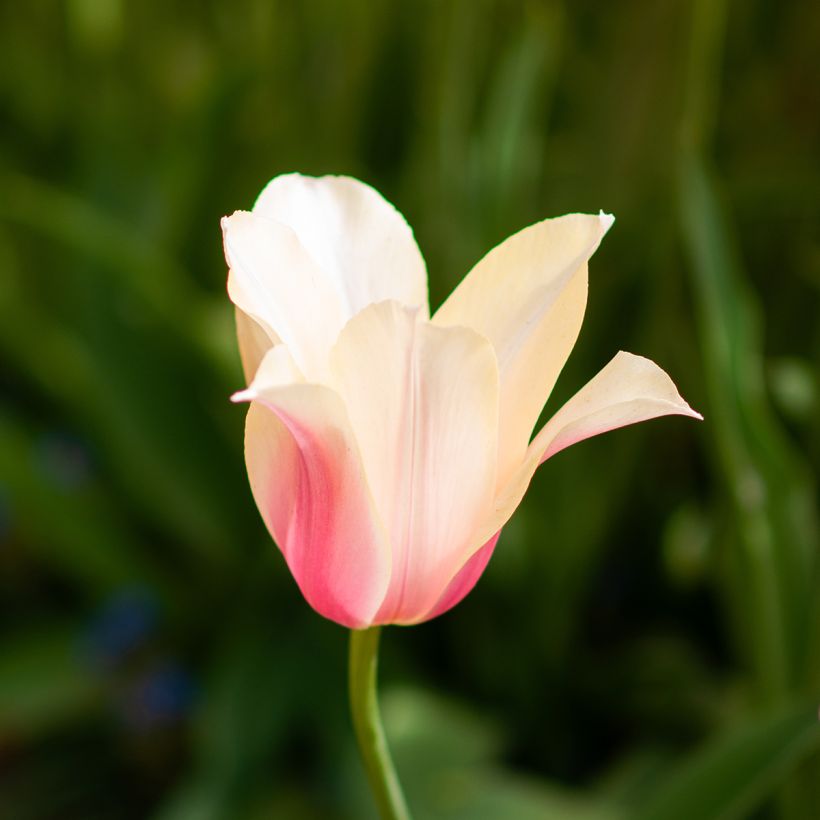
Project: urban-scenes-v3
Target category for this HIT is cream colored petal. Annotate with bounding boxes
[532,351,703,461]
[223,210,345,379]
[328,301,499,624]
[235,307,278,384]
[234,347,390,628]
[472,351,702,547]
[434,212,613,487]
[253,173,429,318]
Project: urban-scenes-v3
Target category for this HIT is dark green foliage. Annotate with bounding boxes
[0,1,818,817]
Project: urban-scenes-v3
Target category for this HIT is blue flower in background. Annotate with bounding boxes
[81,587,159,670]
[120,660,197,731]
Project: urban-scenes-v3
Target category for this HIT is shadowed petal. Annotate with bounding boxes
[235,307,278,384]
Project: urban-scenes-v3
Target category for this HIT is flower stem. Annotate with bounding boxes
[348,627,411,820]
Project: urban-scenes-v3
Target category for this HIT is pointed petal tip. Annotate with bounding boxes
[669,395,704,421]
[220,213,238,240]
[611,350,703,421]
[221,210,253,231]
[230,387,255,404]
[598,211,615,232]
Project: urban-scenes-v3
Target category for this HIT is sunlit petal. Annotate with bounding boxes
[254,173,429,317]
[224,174,702,627]
[434,213,613,486]
[329,301,499,623]
[223,210,345,378]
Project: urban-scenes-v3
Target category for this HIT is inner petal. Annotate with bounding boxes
[329,301,499,623]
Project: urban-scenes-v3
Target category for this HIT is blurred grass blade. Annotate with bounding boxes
[477,1,562,230]
[679,151,819,698]
[679,0,818,700]
[632,702,820,820]
[0,228,242,564]
[0,170,232,377]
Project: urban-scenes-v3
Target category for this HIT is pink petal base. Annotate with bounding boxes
[418,530,502,623]
[245,396,389,630]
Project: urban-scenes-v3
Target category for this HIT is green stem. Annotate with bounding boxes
[348,627,411,820]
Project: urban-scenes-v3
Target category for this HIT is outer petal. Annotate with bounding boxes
[533,351,703,462]
[253,173,429,317]
[472,351,702,548]
[328,301,499,624]
[233,347,390,628]
[433,213,613,487]
[223,210,345,378]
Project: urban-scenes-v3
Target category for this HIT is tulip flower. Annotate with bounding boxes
[222,173,701,818]
[223,173,700,629]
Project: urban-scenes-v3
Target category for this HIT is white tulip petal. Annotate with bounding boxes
[329,301,499,623]
[532,351,703,462]
[223,210,345,379]
[223,172,704,628]
[434,212,613,487]
[472,351,701,547]
[254,173,429,318]
[235,347,390,628]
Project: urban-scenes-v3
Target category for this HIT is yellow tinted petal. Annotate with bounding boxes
[434,212,613,486]
[473,351,701,548]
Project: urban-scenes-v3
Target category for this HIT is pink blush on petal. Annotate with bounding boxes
[246,396,389,629]
[419,531,502,623]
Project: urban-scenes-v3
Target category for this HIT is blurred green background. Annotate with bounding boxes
[1,1,818,818]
